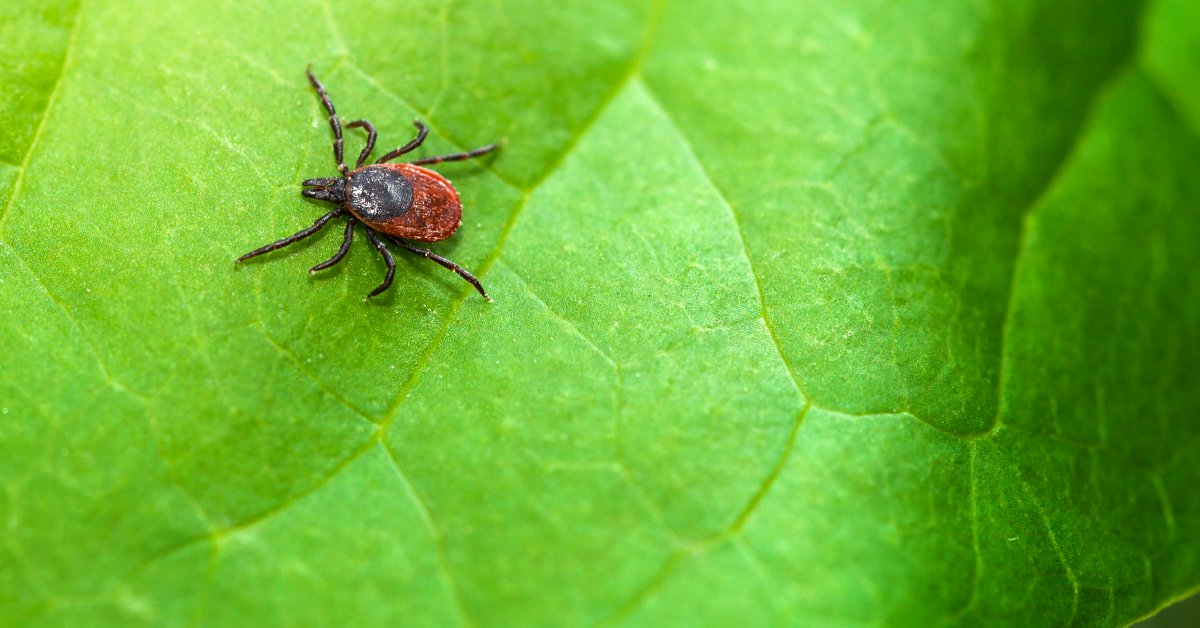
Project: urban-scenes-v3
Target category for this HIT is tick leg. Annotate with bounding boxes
[237,209,343,262]
[388,236,492,302]
[347,120,377,168]
[302,177,338,187]
[376,120,429,164]
[306,66,348,176]
[365,229,396,298]
[310,216,356,273]
[407,143,499,166]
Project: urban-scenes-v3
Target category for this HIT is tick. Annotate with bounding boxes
[237,66,497,301]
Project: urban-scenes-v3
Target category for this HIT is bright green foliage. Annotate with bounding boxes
[2,0,1198,625]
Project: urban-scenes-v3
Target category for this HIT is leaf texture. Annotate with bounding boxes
[1,0,1199,625]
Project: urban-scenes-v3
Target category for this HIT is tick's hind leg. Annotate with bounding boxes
[237,209,343,262]
[389,236,491,301]
[364,229,396,299]
[310,216,356,273]
[406,143,499,167]
[376,120,429,164]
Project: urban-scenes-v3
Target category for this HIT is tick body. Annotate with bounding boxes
[238,66,497,301]
[343,163,462,241]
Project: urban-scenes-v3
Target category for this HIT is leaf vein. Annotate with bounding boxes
[603,76,819,620]
[636,78,806,402]
[502,260,616,368]
[636,77,818,528]
[990,56,1139,435]
[94,433,381,598]
[0,0,87,232]
[252,322,376,426]
[1018,477,1080,625]
[380,439,474,628]
[376,0,665,430]
[945,441,982,624]
[0,241,125,392]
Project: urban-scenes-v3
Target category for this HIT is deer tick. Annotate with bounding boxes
[237,66,497,301]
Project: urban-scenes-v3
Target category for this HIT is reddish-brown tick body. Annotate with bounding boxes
[343,162,462,242]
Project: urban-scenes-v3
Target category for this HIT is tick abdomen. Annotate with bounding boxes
[346,163,462,242]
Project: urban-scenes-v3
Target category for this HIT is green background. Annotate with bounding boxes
[2,0,1199,625]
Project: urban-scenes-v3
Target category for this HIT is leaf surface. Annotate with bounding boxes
[2,0,1199,625]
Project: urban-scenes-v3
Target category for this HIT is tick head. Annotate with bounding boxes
[301,176,346,203]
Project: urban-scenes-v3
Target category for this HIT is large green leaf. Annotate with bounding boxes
[2,0,1198,625]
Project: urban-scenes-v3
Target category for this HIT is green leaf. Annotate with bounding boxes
[2,0,1198,625]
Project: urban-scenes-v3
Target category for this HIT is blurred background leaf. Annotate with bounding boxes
[1,0,1198,625]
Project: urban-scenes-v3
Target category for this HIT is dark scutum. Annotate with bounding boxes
[346,166,414,223]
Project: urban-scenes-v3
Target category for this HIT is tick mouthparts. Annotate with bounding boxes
[302,177,337,187]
